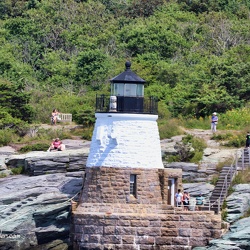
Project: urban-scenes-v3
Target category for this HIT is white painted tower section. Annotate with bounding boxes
[86,113,163,169]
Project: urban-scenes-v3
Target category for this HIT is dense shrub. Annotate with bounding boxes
[0,129,12,146]
[19,143,49,153]
[11,166,25,175]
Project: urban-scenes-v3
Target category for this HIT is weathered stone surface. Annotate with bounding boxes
[183,183,214,197]
[226,184,250,223]
[0,173,83,249]
[4,149,88,176]
[193,217,250,250]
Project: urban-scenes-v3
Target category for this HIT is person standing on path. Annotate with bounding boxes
[211,112,218,133]
[246,132,250,148]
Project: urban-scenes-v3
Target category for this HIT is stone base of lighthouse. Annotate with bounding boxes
[70,167,222,249]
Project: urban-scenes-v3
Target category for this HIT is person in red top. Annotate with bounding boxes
[49,138,61,151]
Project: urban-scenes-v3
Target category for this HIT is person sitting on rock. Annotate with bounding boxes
[48,138,61,151]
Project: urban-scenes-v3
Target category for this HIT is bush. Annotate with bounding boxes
[158,118,183,139]
[216,157,234,172]
[19,143,49,153]
[233,168,250,185]
[210,174,219,185]
[180,115,210,130]
[211,132,245,148]
[183,134,206,163]
[223,135,245,148]
[0,129,14,146]
[11,166,24,175]
[81,127,94,141]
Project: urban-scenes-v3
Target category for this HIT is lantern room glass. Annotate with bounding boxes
[111,83,144,97]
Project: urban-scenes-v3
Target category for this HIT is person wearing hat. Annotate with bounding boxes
[211,112,218,132]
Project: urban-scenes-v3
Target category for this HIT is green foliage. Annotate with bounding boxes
[223,136,245,148]
[221,208,228,221]
[180,116,210,130]
[216,157,234,172]
[166,134,206,163]
[35,128,72,141]
[11,166,24,175]
[76,49,111,88]
[158,118,183,139]
[0,0,250,126]
[81,127,94,141]
[0,79,34,122]
[219,107,250,130]
[0,173,7,178]
[0,129,14,146]
[227,186,235,196]
[73,109,95,127]
[19,143,49,153]
[222,200,227,210]
[211,133,233,141]
[210,174,219,185]
[232,168,250,185]
[182,134,207,163]
[211,132,245,148]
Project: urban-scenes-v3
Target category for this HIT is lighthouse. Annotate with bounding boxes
[86,61,163,170]
[71,62,198,249]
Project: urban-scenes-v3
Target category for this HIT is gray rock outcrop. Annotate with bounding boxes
[226,184,250,223]
[0,172,83,250]
[5,148,89,176]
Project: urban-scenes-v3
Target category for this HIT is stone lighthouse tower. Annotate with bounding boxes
[71,62,221,249]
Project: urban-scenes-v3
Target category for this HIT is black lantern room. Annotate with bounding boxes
[110,61,145,113]
[96,61,157,114]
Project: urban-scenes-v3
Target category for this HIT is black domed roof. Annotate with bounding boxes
[110,61,146,84]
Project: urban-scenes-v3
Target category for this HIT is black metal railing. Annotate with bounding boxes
[96,95,158,114]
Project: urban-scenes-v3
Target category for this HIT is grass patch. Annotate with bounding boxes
[158,118,183,139]
[221,209,228,221]
[216,157,234,172]
[19,143,49,153]
[210,174,219,185]
[11,166,24,175]
[227,186,235,196]
[232,168,250,185]
[179,116,210,130]
[0,173,7,178]
[81,127,94,141]
[211,132,245,148]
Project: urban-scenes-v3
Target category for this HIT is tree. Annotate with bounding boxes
[0,79,34,122]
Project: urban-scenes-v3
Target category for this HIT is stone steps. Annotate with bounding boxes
[206,165,236,212]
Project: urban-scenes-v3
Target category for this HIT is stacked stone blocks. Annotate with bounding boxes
[71,167,222,249]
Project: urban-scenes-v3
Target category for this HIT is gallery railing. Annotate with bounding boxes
[95,95,158,114]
